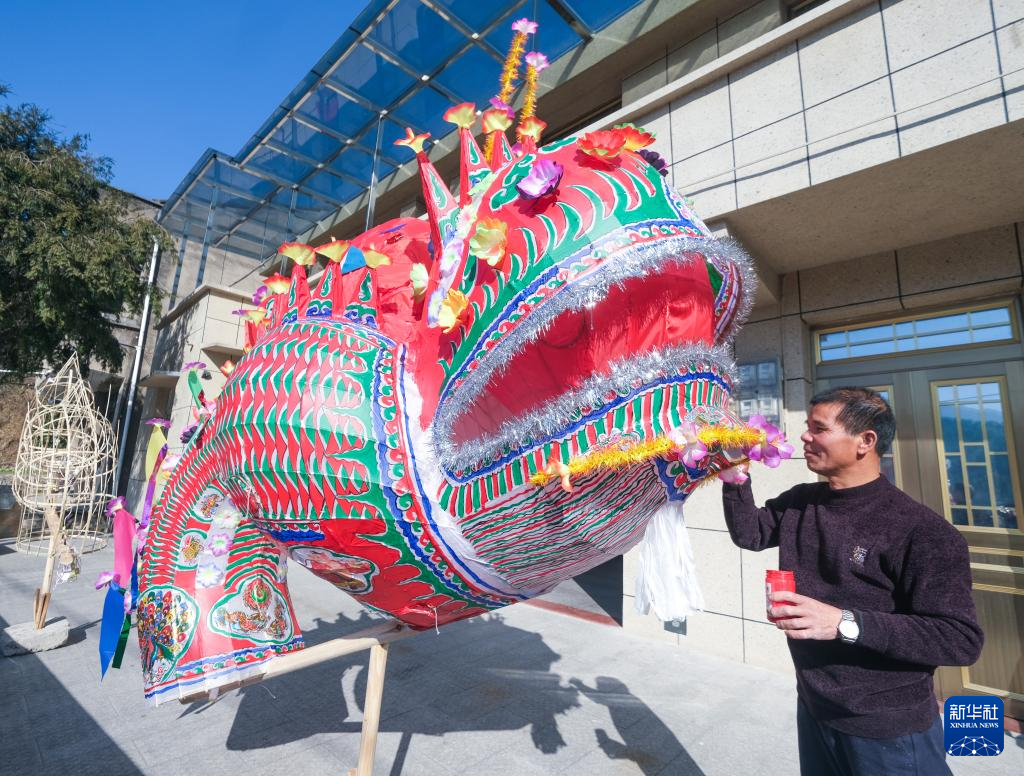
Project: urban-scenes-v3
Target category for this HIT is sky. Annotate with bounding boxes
[1,1,365,202]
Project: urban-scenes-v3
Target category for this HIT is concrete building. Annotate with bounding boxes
[141,0,1023,721]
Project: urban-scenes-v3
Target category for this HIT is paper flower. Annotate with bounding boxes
[525,51,549,72]
[469,218,508,268]
[264,273,291,294]
[160,454,181,471]
[252,285,269,305]
[180,422,200,445]
[362,247,391,268]
[578,129,627,159]
[145,417,172,428]
[219,359,235,378]
[516,159,563,200]
[669,422,708,469]
[104,497,127,518]
[95,570,117,590]
[544,454,573,493]
[394,127,430,154]
[516,116,547,143]
[181,362,206,372]
[638,148,669,177]
[205,532,232,557]
[196,565,222,589]
[232,307,268,324]
[615,123,656,151]
[718,464,750,484]
[314,240,351,263]
[410,263,429,300]
[278,242,316,266]
[512,18,538,34]
[489,97,515,118]
[482,108,514,134]
[444,102,478,129]
[437,289,469,333]
[746,415,794,468]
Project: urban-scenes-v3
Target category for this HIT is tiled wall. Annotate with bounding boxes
[622,219,1024,671]
[627,0,1023,219]
[616,0,1024,670]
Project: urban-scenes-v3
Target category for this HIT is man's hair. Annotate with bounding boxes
[809,386,896,456]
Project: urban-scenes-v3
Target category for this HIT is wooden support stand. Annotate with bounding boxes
[179,619,416,776]
[33,508,61,629]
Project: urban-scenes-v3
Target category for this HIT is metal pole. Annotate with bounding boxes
[365,113,385,232]
[114,237,160,491]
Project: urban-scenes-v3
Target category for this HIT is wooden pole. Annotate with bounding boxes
[33,508,61,629]
[351,642,390,776]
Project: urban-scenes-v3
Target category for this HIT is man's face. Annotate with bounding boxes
[800,402,866,476]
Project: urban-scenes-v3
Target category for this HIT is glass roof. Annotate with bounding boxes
[157,0,646,269]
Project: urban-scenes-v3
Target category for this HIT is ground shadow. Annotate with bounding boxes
[571,676,705,775]
[224,610,579,759]
[0,613,143,775]
[222,605,704,775]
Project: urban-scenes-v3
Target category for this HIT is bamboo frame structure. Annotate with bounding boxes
[12,355,117,626]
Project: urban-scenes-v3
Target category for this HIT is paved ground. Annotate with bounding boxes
[1,539,1021,775]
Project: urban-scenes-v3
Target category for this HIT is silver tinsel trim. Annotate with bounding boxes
[436,341,736,473]
[433,233,753,467]
[713,234,757,346]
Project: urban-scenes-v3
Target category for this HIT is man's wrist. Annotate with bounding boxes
[837,609,860,643]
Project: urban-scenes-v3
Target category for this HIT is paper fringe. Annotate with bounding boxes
[485,29,528,160]
[634,500,704,622]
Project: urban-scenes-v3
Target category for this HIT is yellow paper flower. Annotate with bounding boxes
[410,263,429,300]
[362,248,391,268]
[444,102,477,130]
[516,116,547,143]
[278,242,316,266]
[469,218,508,269]
[394,127,430,154]
[437,289,469,333]
[264,273,291,294]
[482,108,513,134]
[314,240,351,263]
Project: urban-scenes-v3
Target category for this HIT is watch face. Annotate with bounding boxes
[839,620,859,639]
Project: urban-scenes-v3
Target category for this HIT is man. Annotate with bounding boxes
[722,387,983,775]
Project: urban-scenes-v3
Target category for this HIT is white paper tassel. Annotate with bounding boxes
[634,500,705,622]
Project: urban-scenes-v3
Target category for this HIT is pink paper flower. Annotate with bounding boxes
[205,532,232,557]
[669,422,708,469]
[104,497,126,517]
[718,464,750,484]
[746,415,795,468]
[252,285,269,305]
[512,18,538,34]
[489,97,515,118]
[182,361,206,371]
[516,159,563,200]
[145,417,171,429]
[525,51,549,72]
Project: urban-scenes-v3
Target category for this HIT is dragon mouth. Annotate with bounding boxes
[436,248,737,474]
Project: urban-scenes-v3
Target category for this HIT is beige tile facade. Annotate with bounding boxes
[616,0,1024,674]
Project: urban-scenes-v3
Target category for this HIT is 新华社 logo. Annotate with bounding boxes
[944,695,1004,756]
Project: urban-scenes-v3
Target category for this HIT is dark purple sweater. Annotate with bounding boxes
[722,475,983,738]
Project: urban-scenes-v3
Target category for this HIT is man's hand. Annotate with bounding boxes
[769,591,843,640]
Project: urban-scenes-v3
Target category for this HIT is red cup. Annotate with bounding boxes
[766,569,796,622]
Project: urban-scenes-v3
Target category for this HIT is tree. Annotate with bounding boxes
[0,83,171,381]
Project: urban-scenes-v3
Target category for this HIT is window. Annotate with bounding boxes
[933,379,1020,530]
[869,386,900,488]
[817,305,1016,364]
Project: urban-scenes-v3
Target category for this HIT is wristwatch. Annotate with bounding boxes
[838,609,860,644]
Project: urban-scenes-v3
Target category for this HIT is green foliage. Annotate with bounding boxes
[0,83,172,380]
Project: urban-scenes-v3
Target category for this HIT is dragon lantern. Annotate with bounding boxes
[99,21,791,704]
